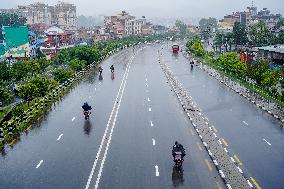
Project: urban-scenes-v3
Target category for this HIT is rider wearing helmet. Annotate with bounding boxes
[110,65,114,73]
[98,66,103,75]
[172,141,186,160]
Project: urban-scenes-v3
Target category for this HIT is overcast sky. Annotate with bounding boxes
[1,0,283,19]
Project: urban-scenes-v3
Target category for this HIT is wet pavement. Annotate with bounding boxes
[161,41,284,189]
[1,43,282,189]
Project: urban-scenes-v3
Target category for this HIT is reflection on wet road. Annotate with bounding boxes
[1,43,281,189]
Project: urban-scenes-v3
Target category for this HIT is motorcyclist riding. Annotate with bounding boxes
[82,102,92,120]
[98,66,103,75]
[172,141,186,160]
[110,65,114,73]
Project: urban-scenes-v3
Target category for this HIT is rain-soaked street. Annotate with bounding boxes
[0,43,284,189]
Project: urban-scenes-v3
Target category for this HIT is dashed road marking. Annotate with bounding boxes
[197,142,203,151]
[263,138,271,146]
[146,83,148,87]
[147,97,150,102]
[204,159,212,172]
[250,177,262,189]
[233,155,243,166]
[150,120,154,127]
[149,107,152,112]
[146,78,148,82]
[72,117,75,122]
[155,165,159,176]
[36,160,43,169]
[152,138,156,146]
[242,121,248,126]
[57,134,63,141]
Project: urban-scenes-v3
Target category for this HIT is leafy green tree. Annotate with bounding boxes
[12,105,24,117]
[199,17,217,40]
[38,57,52,73]
[17,83,39,102]
[0,84,13,105]
[69,59,86,71]
[213,32,224,52]
[232,22,248,46]
[191,41,205,57]
[0,62,10,81]
[30,76,57,97]
[216,52,246,77]
[249,21,272,46]
[53,69,74,83]
[11,61,30,81]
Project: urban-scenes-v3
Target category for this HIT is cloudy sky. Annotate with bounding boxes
[1,0,283,19]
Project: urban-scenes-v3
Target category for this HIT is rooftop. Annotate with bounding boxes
[257,45,284,54]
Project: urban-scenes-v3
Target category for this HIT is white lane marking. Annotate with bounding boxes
[146,83,148,87]
[147,97,150,102]
[146,78,148,82]
[72,117,75,122]
[149,107,152,112]
[152,138,156,146]
[95,88,97,91]
[93,55,134,189]
[155,165,159,176]
[263,138,272,146]
[150,120,154,127]
[242,121,248,126]
[36,160,43,168]
[57,134,63,141]
[85,61,130,189]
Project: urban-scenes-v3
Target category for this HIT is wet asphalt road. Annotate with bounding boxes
[162,41,284,189]
[0,44,225,189]
[1,42,282,189]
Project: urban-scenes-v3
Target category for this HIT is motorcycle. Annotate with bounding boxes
[83,110,91,120]
[174,151,183,168]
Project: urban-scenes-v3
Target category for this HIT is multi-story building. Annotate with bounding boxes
[0,2,77,31]
[104,11,152,38]
[53,2,77,31]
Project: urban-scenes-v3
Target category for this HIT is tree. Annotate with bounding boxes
[0,62,10,81]
[175,20,188,37]
[232,22,248,46]
[17,83,39,102]
[216,52,246,77]
[213,32,224,52]
[69,59,86,71]
[11,61,30,81]
[53,69,74,83]
[0,84,13,105]
[199,17,217,40]
[191,41,205,57]
[38,57,52,73]
[30,76,57,97]
[249,21,272,46]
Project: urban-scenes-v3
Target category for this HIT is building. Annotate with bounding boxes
[104,12,152,38]
[256,45,284,65]
[0,2,77,31]
[40,26,74,59]
[1,26,32,58]
[53,2,77,31]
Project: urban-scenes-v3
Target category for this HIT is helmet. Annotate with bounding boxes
[175,141,178,145]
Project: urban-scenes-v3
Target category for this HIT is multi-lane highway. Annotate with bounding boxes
[0,42,283,189]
